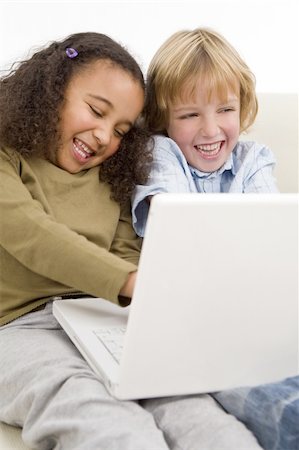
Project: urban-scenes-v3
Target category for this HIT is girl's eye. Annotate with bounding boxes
[114,129,126,138]
[89,105,102,117]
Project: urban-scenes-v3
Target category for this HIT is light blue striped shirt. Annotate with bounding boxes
[132,135,279,236]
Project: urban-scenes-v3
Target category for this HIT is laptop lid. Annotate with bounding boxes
[54,193,298,400]
[117,193,298,398]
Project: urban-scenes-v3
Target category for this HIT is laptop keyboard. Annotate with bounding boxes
[93,326,126,363]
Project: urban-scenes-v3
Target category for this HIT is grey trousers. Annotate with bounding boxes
[0,302,262,450]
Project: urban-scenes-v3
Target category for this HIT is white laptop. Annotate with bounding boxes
[53,193,298,400]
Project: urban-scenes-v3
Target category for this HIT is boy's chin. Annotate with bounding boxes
[192,160,224,173]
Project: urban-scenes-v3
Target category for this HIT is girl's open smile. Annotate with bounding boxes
[72,138,97,163]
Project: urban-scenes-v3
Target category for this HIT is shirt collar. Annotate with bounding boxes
[189,153,236,179]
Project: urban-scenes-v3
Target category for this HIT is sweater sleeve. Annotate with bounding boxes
[0,150,137,302]
[110,201,142,266]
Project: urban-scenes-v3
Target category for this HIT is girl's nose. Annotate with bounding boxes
[93,124,111,146]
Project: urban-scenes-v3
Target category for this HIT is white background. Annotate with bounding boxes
[0,0,298,93]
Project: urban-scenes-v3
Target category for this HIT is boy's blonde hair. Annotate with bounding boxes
[145,28,258,134]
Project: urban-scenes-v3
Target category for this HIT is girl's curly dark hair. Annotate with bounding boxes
[0,32,152,204]
[100,125,153,204]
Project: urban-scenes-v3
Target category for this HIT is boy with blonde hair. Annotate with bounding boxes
[132,28,298,450]
[132,28,278,237]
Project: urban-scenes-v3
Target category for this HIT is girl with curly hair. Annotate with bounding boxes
[0,32,168,449]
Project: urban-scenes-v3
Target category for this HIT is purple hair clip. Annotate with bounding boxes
[65,47,78,59]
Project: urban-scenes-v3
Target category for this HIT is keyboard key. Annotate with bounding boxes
[93,326,126,363]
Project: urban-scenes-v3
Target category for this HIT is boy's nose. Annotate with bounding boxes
[200,117,219,137]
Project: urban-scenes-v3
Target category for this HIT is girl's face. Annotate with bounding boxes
[56,60,144,173]
[167,81,240,173]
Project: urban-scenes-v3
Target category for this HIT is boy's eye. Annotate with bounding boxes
[180,113,199,119]
[220,107,235,113]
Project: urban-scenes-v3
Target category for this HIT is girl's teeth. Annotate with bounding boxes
[75,147,88,159]
[74,139,94,158]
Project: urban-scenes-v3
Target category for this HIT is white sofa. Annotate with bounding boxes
[0,422,31,450]
[0,93,298,450]
[240,92,298,193]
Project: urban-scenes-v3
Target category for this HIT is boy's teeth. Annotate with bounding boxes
[197,142,221,152]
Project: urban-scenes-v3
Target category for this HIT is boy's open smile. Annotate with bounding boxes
[194,141,223,159]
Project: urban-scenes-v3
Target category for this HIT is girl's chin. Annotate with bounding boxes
[55,157,83,173]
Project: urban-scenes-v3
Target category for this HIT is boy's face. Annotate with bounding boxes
[55,60,144,173]
[167,82,240,173]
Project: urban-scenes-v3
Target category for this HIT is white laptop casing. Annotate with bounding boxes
[54,193,299,400]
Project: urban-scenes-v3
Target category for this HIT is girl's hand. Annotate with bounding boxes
[119,271,137,305]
